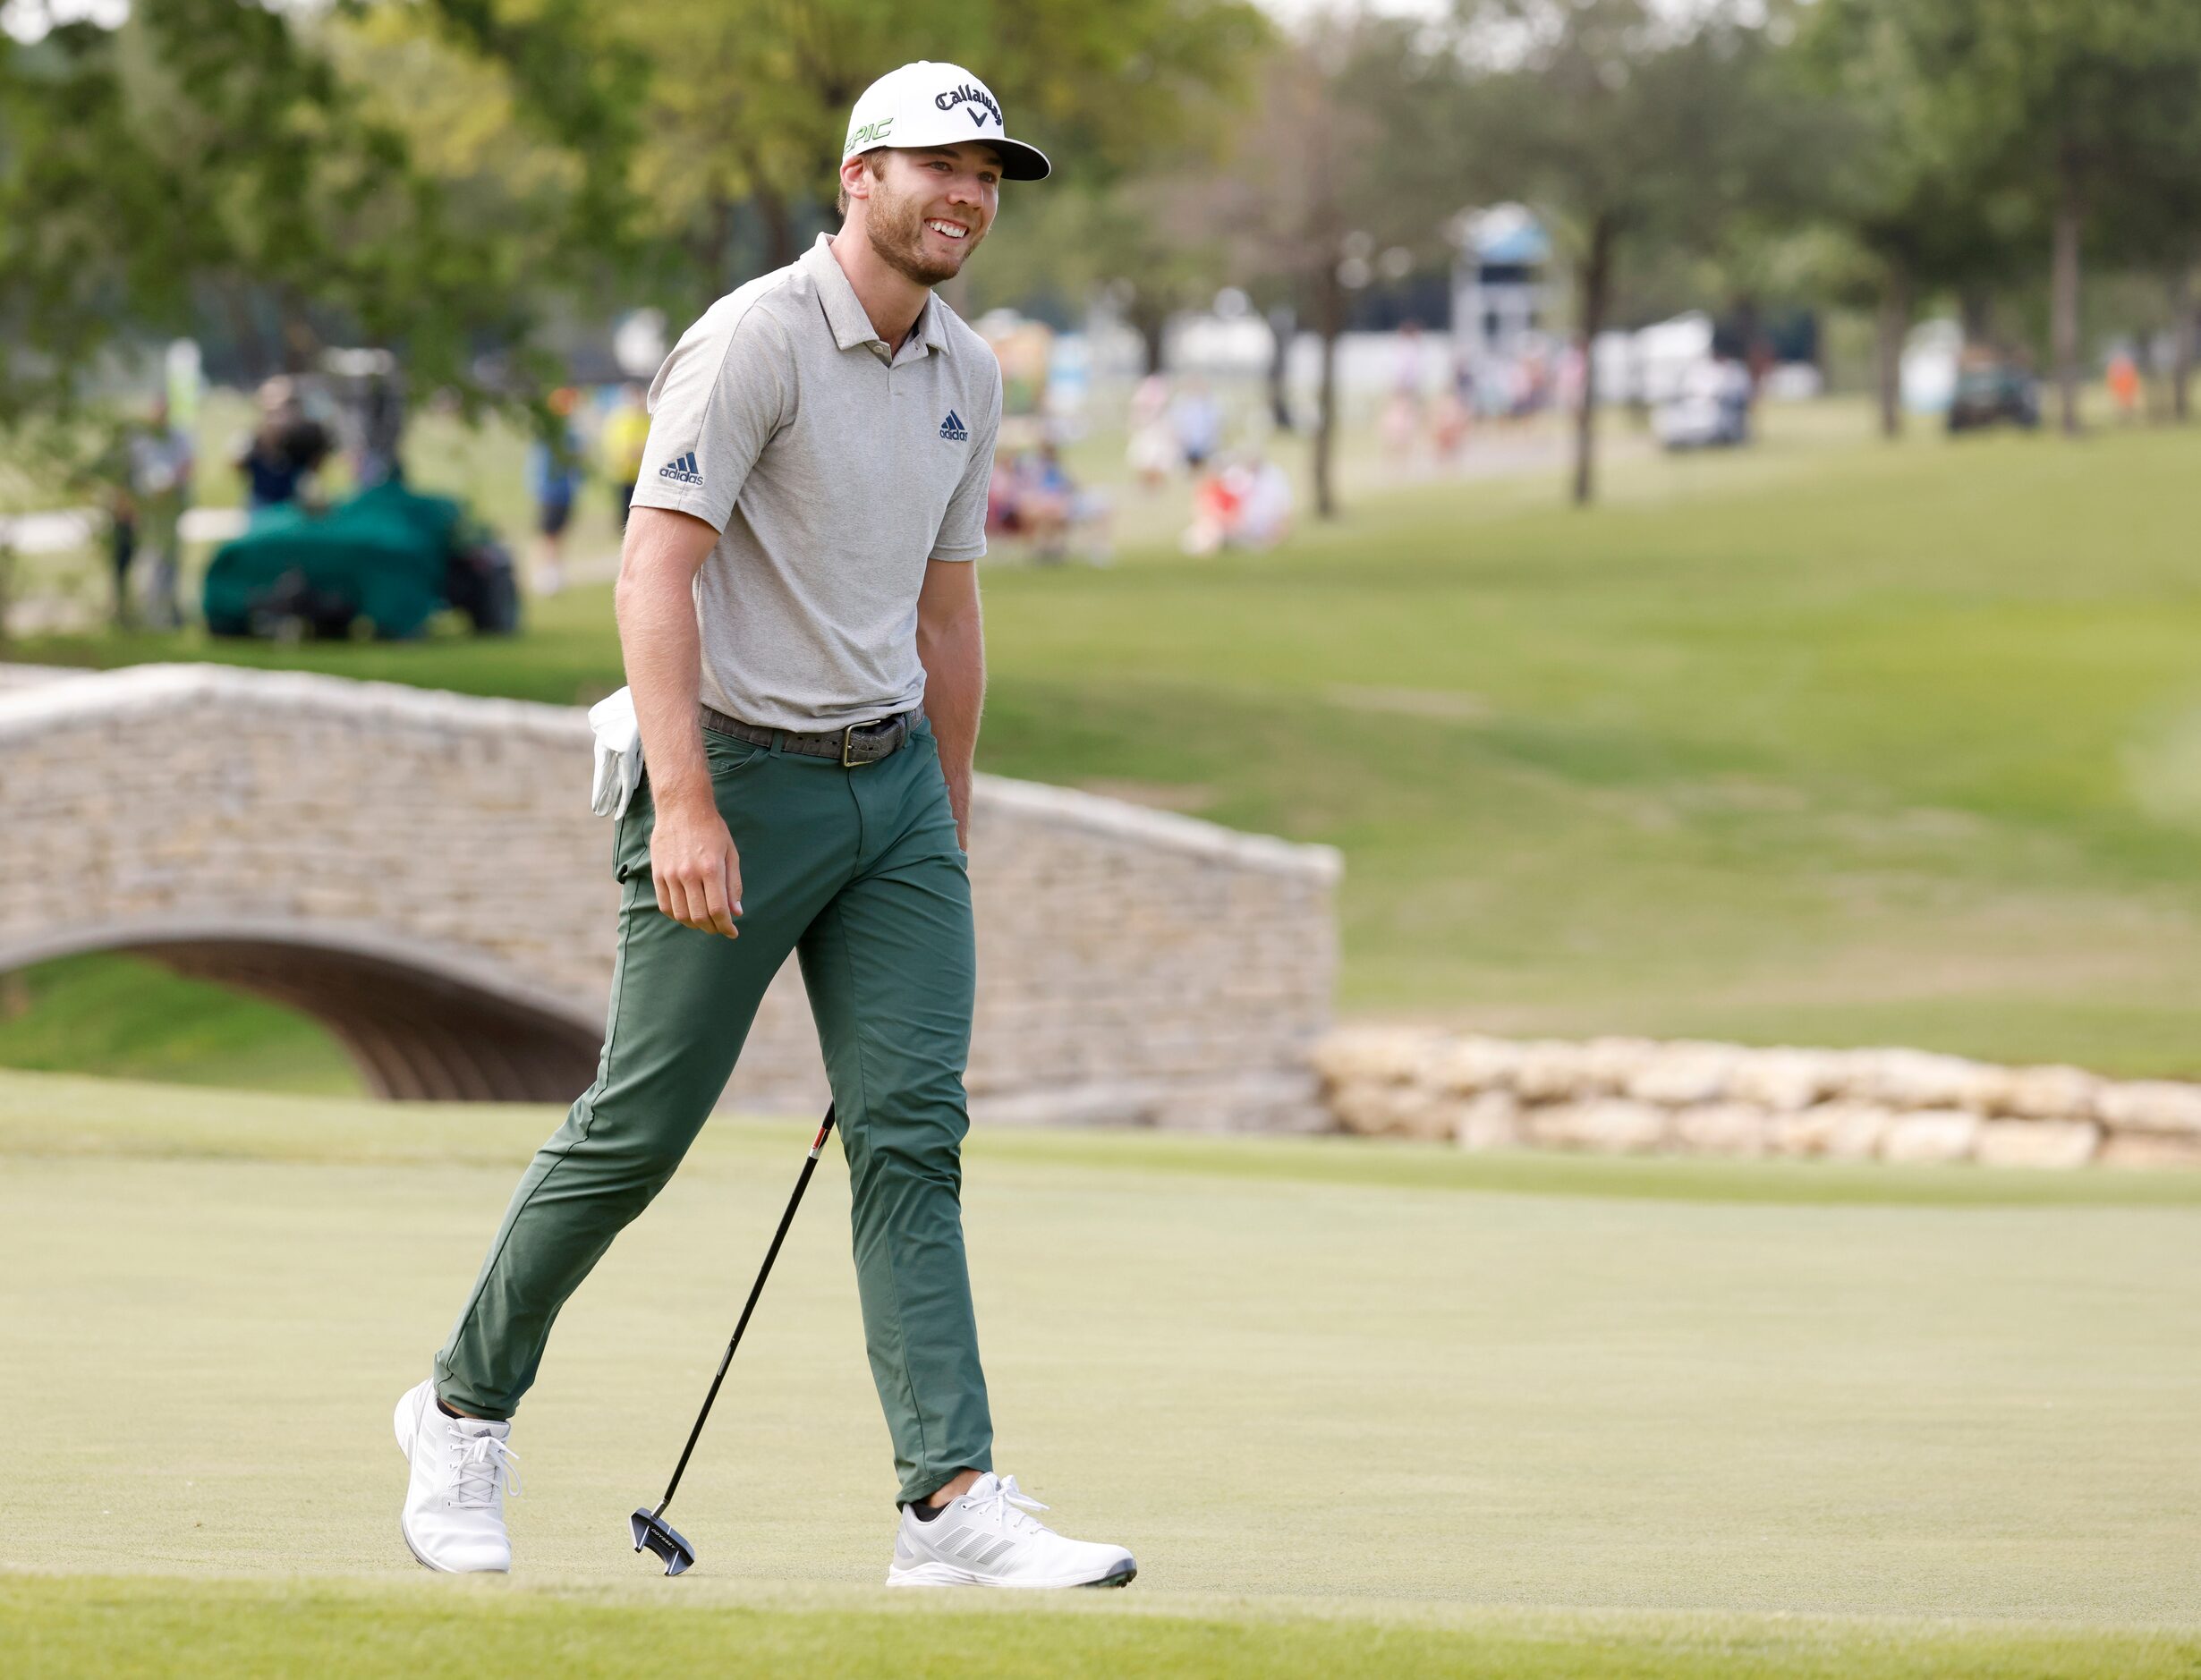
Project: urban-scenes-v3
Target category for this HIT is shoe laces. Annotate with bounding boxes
[965,1473,1050,1536]
[447,1431,522,1509]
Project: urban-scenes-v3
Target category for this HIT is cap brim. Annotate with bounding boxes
[842,132,1051,181]
[995,139,1050,182]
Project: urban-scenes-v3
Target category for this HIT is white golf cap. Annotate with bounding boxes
[842,61,1051,182]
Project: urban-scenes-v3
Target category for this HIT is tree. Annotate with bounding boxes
[1444,0,1810,505]
[1172,13,1457,518]
[1848,0,2201,435]
[604,0,1269,297]
[0,0,639,427]
[1797,1,2035,437]
[0,0,1269,449]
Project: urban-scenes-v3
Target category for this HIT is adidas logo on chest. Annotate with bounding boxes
[939,411,968,443]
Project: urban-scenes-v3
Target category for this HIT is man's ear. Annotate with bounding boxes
[840,154,876,206]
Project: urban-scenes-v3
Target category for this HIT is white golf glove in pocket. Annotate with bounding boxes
[589,685,644,819]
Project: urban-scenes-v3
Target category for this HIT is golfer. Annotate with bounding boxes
[394,62,1135,1590]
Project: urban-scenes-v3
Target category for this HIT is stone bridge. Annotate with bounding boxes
[0,664,1340,1128]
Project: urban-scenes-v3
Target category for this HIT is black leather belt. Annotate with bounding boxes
[701,701,921,768]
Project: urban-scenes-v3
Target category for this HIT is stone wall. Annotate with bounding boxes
[1315,1029,2201,1168]
[0,664,1341,1127]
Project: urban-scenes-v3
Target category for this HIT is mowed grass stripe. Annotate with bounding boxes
[7,1069,2199,1207]
[3,1071,2197,1632]
[5,1579,2198,1679]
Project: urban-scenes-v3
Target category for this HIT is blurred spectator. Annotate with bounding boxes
[354,370,405,488]
[1381,322,1426,459]
[602,383,651,531]
[1182,452,1293,556]
[234,378,332,514]
[527,386,585,596]
[1170,379,1224,472]
[1125,373,1179,490]
[1432,369,1473,462]
[1181,464,1240,556]
[117,396,194,629]
[1236,454,1294,547]
[2106,351,2141,422]
[990,441,1109,565]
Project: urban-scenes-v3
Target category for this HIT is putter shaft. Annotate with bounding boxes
[646,1106,837,1523]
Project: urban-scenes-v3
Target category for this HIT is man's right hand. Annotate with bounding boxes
[650,794,744,938]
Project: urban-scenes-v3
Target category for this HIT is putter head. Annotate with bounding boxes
[630,1507,696,1576]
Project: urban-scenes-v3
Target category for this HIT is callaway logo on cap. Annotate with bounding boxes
[842,61,1051,181]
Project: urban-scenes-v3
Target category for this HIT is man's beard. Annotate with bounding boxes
[865,177,984,287]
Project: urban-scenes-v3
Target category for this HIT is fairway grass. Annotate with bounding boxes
[3,1071,2196,1676]
[7,1579,2199,1680]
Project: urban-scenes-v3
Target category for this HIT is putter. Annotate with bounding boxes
[630,1104,837,1576]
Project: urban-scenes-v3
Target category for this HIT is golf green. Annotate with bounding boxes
[3,1070,2195,1676]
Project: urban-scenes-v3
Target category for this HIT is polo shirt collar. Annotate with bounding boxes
[803,234,947,358]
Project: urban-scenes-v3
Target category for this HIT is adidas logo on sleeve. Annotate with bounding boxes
[659,451,704,486]
[938,411,968,442]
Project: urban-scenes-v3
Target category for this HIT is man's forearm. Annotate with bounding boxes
[614,533,711,816]
[917,608,984,843]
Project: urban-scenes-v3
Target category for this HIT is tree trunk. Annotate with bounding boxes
[755,186,797,273]
[2051,165,2084,437]
[1572,215,1615,508]
[1131,300,1168,380]
[1266,305,1296,432]
[221,280,273,386]
[276,291,320,375]
[2171,262,2195,425]
[1958,284,1994,350]
[1313,264,1343,520]
[690,197,735,291]
[1874,257,1910,440]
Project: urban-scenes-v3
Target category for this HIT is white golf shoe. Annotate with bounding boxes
[393,1378,521,1573]
[886,1472,1136,1589]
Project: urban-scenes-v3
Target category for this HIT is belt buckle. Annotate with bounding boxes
[841,724,865,768]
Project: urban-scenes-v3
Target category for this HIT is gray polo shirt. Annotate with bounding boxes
[631,234,1001,732]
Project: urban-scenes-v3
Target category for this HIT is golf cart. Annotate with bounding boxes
[203,479,519,641]
[1945,356,2040,434]
[1653,358,1754,451]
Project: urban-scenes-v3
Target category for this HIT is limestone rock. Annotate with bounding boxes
[1973,1119,2099,1169]
[2095,1080,2201,1137]
[1727,1048,1841,1113]
[1454,1091,1522,1151]
[1626,1042,1739,1107]
[1433,1036,1526,1096]
[2099,1131,2201,1169]
[1514,1040,1594,1103]
[1581,1036,1661,1094]
[1772,1102,1896,1160]
[1671,1101,1772,1157]
[1330,1080,1449,1139]
[1310,1028,1440,1089]
[1999,1064,2101,1122]
[1850,1048,2006,1113]
[1881,1108,1980,1165]
[1526,1098,1668,1153]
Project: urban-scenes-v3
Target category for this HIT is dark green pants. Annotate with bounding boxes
[435,718,991,1503]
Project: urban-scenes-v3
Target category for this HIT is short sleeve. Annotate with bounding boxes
[931,363,1001,562]
[631,305,791,532]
